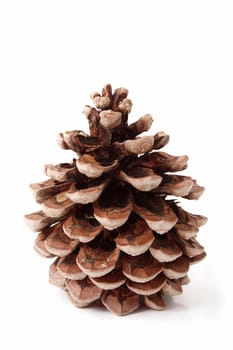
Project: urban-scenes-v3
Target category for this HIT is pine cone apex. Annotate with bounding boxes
[25,84,207,316]
[58,84,163,156]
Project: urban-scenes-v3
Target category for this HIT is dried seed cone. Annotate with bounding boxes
[25,84,207,316]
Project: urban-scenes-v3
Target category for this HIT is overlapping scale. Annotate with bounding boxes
[144,293,166,310]
[177,236,205,258]
[44,162,78,182]
[129,151,189,173]
[184,179,205,200]
[76,240,120,278]
[127,273,167,295]
[119,167,162,191]
[57,252,86,280]
[162,279,183,296]
[149,232,182,262]
[172,205,208,239]
[44,222,79,257]
[156,175,193,197]
[29,178,72,203]
[34,232,55,258]
[66,178,107,204]
[63,207,102,242]
[101,285,140,316]
[122,252,162,283]
[115,215,154,256]
[133,192,178,234]
[76,154,118,178]
[163,255,190,279]
[90,269,126,290]
[65,278,102,308]
[190,252,207,265]
[57,130,102,154]
[93,182,132,230]
[42,193,74,218]
[49,259,66,289]
[25,210,57,232]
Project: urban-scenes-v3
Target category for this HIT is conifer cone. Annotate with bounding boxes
[25,84,207,316]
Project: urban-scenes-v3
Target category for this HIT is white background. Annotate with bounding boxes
[0,0,232,349]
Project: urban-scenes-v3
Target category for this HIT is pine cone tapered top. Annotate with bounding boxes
[25,84,207,316]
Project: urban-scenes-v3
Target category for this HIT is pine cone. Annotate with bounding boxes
[25,84,207,316]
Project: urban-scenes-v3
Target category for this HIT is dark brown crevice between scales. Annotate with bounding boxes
[25,84,207,316]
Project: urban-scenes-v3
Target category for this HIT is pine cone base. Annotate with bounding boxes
[25,84,207,316]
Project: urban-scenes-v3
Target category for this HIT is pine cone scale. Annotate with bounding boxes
[90,269,126,290]
[122,252,162,283]
[101,286,140,316]
[57,252,86,280]
[62,211,102,242]
[126,273,167,296]
[76,244,120,278]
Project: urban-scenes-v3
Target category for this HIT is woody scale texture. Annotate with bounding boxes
[25,84,207,316]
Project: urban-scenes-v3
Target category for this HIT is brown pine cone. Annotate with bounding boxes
[25,84,207,316]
